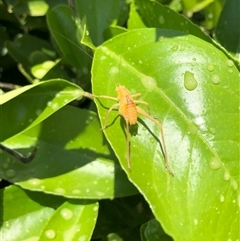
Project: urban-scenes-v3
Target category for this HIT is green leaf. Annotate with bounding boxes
[1,185,98,240]
[0,79,84,142]
[13,0,49,16]
[92,29,239,240]
[204,0,225,29]
[214,0,240,58]
[130,0,212,44]
[47,5,92,72]
[0,186,55,241]
[1,185,64,221]
[5,34,56,80]
[73,0,121,47]
[1,106,137,198]
[39,200,98,240]
[181,0,214,13]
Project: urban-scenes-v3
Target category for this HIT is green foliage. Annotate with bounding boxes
[0,0,239,240]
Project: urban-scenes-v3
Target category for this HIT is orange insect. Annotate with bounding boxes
[94,85,173,175]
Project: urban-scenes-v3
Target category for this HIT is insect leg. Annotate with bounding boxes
[101,103,120,130]
[134,100,150,114]
[124,118,131,170]
[130,93,141,98]
[94,95,118,101]
[136,106,173,175]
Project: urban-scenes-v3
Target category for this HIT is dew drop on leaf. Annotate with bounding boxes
[171,45,178,51]
[226,59,234,67]
[208,126,216,135]
[207,64,214,72]
[141,76,156,90]
[193,218,198,225]
[184,71,198,91]
[109,66,119,76]
[223,171,230,181]
[5,169,16,178]
[209,157,222,170]
[54,187,66,194]
[231,180,238,191]
[45,229,56,239]
[28,178,42,186]
[158,15,165,24]
[211,74,220,85]
[60,208,73,220]
[220,194,225,203]
[35,109,42,115]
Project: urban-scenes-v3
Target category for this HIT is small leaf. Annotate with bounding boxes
[130,0,212,43]
[39,200,98,240]
[0,79,84,142]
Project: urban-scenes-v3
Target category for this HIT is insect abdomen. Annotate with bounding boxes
[126,97,137,125]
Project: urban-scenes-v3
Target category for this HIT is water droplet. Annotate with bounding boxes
[150,137,154,143]
[211,74,220,85]
[5,169,16,178]
[109,66,119,76]
[45,229,56,239]
[220,194,224,202]
[35,109,42,115]
[208,126,216,135]
[54,188,66,194]
[100,55,106,61]
[158,36,164,42]
[3,163,9,169]
[226,59,234,67]
[237,194,240,208]
[184,71,198,91]
[78,235,88,241]
[180,46,185,51]
[223,171,230,181]
[171,45,178,51]
[231,180,238,190]
[28,178,42,186]
[93,206,98,212]
[193,218,198,225]
[158,15,165,24]
[52,103,58,110]
[141,76,156,90]
[138,60,143,64]
[60,208,73,220]
[72,189,81,194]
[47,101,52,107]
[207,64,214,72]
[209,157,222,170]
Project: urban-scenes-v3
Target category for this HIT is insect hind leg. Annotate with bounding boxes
[100,103,120,130]
[136,106,173,176]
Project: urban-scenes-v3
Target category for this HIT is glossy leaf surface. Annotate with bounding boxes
[39,200,99,240]
[92,28,239,240]
[0,79,84,142]
[1,106,137,199]
[0,185,98,241]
